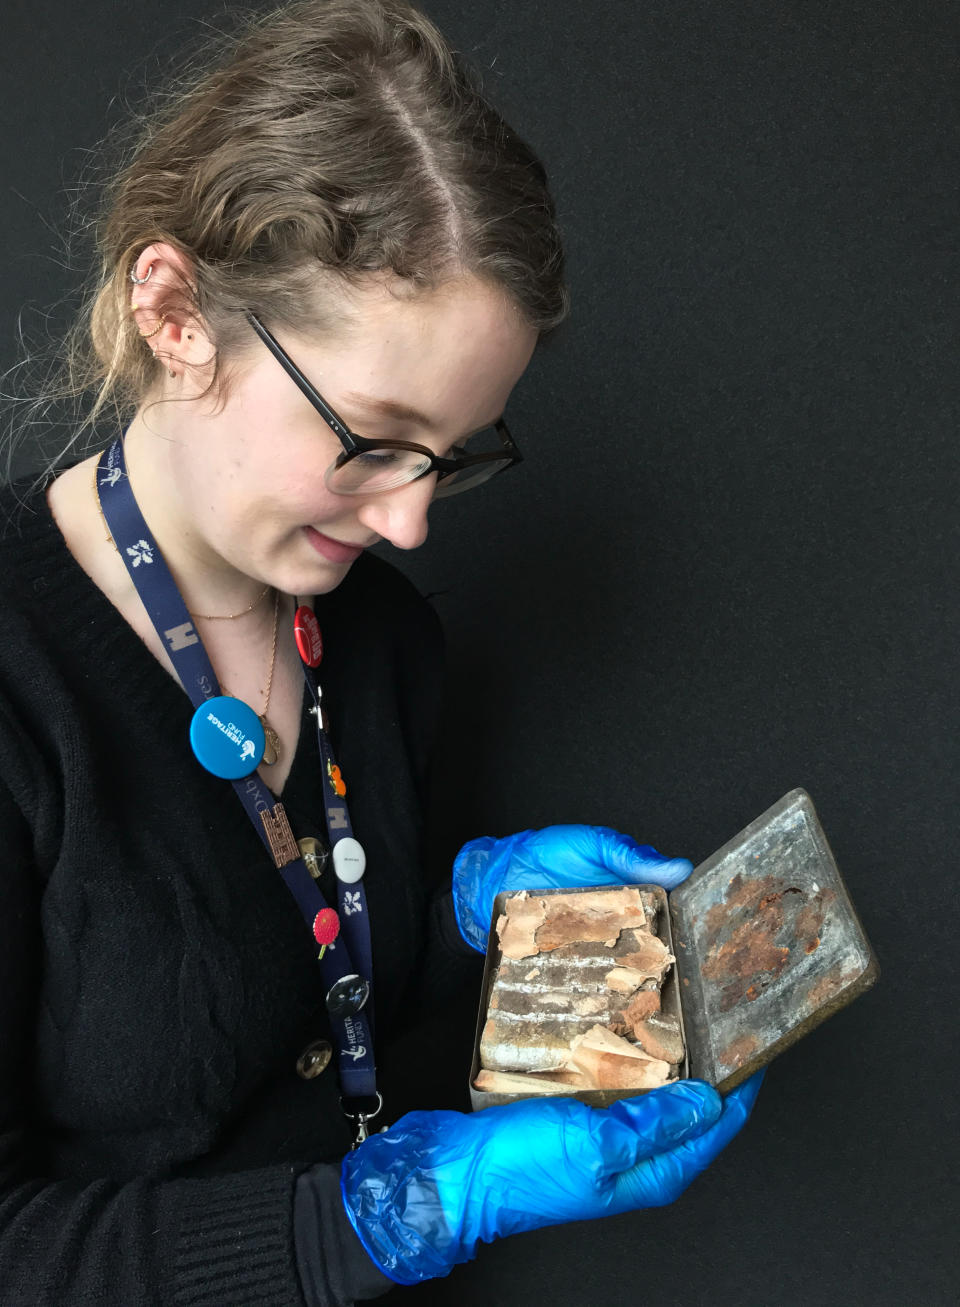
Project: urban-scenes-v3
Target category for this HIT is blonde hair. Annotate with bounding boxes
[8,0,568,480]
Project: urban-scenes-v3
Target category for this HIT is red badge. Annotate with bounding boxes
[313,908,340,948]
[294,606,324,668]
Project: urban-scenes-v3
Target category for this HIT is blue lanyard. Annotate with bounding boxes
[96,439,378,1127]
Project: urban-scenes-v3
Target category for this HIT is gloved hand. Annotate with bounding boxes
[341,1073,763,1285]
[452,824,694,951]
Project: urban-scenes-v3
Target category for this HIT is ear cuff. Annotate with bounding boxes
[138,313,167,339]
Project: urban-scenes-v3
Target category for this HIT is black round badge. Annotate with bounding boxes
[325,974,371,1020]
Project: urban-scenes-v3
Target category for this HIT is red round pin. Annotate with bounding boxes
[313,908,340,947]
[294,606,323,668]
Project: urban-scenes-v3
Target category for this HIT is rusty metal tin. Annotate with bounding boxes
[669,787,879,1091]
[469,788,878,1108]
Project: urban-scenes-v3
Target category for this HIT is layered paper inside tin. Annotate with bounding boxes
[470,883,689,1109]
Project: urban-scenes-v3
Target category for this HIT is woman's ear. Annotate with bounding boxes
[129,240,213,381]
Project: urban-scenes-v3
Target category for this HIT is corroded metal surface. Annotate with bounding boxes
[670,789,878,1091]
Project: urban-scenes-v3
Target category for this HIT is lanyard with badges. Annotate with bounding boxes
[96,438,382,1145]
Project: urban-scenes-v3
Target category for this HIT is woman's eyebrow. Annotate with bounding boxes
[341,391,502,432]
[341,391,439,429]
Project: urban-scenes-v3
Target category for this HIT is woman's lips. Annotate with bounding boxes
[304,525,366,564]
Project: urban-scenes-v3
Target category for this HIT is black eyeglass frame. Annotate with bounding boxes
[245,312,523,496]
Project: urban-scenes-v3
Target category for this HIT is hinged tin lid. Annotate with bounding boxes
[669,788,878,1091]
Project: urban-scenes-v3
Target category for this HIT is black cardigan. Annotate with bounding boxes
[0,466,480,1305]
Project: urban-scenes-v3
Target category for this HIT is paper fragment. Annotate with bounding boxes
[608,988,662,1038]
[634,1014,685,1064]
[567,1025,674,1090]
[474,1068,594,1095]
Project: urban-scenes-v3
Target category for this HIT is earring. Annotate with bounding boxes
[139,313,167,340]
[130,264,154,285]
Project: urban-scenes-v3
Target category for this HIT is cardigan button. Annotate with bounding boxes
[297,1039,333,1080]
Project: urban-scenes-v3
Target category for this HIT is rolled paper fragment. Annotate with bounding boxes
[473,1068,594,1095]
[567,1046,674,1091]
[633,1014,686,1065]
[569,1023,656,1061]
[567,1025,673,1090]
[606,967,653,994]
[607,988,662,1038]
[479,1016,571,1074]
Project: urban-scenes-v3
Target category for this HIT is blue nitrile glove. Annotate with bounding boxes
[341,1073,763,1286]
[451,824,694,951]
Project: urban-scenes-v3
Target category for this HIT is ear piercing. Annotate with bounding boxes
[129,263,197,296]
[138,312,167,339]
[129,259,192,368]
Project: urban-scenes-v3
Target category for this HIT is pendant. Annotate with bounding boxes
[260,715,281,765]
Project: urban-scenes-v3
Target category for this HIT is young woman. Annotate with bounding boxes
[0,2,760,1302]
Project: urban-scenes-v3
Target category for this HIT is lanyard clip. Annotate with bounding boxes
[341,1091,383,1149]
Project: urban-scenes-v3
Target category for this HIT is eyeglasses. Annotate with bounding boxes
[245,312,523,498]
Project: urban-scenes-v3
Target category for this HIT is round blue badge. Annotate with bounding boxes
[189,696,266,778]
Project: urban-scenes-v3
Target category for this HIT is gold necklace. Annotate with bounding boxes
[257,587,282,766]
[93,460,271,620]
[189,585,270,621]
[94,457,283,765]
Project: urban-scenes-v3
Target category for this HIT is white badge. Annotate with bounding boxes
[332,836,366,884]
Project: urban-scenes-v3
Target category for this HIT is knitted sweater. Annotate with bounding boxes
[0,465,481,1305]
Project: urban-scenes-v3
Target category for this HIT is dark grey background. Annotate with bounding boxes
[2,1,957,1304]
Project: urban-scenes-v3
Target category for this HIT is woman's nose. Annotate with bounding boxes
[355,475,435,550]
